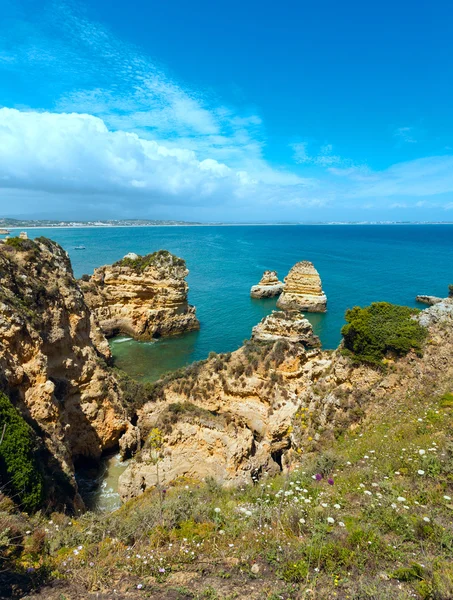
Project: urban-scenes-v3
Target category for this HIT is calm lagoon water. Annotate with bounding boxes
[19,224,453,382]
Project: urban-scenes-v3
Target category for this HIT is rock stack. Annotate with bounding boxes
[277,261,327,312]
[80,250,200,340]
[251,310,321,347]
[250,270,284,298]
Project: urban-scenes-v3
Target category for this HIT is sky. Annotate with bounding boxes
[1,0,453,222]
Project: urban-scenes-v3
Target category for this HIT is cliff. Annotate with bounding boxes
[118,310,323,500]
[250,270,284,298]
[277,260,327,312]
[80,250,199,340]
[0,237,130,509]
[118,298,453,502]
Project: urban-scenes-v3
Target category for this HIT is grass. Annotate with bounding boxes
[1,380,452,599]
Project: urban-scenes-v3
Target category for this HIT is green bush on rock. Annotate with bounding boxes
[341,302,427,366]
[0,392,44,512]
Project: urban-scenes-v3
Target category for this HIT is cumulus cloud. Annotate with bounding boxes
[0,108,244,202]
[0,108,317,215]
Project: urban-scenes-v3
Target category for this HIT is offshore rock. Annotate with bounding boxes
[0,237,128,507]
[416,295,443,306]
[277,261,327,312]
[250,270,284,298]
[80,250,199,340]
[252,310,321,347]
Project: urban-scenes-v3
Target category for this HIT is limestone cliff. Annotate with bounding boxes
[119,298,453,502]
[250,270,284,298]
[277,261,327,312]
[80,250,199,340]
[0,237,129,508]
[118,311,323,501]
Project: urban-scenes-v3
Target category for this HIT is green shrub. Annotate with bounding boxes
[448,284,453,298]
[0,392,44,512]
[4,237,38,252]
[114,250,185,272]
[341,302,427,365]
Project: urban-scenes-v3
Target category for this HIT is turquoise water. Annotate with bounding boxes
[16,225,453,382]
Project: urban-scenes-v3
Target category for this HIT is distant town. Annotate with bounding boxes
[0,217,452,233]
[0,218,199,230]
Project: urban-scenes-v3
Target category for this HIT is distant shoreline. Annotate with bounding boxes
[2,222,453,231]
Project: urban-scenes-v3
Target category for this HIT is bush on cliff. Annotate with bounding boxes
[0,392,44,512]
[341,302,427,365]
[114,250,185,272]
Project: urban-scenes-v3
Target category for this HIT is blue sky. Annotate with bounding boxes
[1,0,453,222]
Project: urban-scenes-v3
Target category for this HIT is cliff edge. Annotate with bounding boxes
[80,250,199,340]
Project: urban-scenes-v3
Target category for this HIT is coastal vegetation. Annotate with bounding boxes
[0,392,44,513]
[114,250,186,272]
[341,302,427,366]
[1,381,452,599]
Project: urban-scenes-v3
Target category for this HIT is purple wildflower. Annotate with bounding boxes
[315,473,323,481]
[159,567,166,573]
[327,478,334,486]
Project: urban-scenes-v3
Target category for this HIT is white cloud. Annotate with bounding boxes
[292,141,350,167]
[0,108,241,202]
[0,108,317,214]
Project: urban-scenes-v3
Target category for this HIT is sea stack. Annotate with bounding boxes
[250,270,284,298]
[277,261,327,312]
[81,250,200,340]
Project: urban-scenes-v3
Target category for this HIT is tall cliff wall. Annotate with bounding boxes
[80,250,199,340]
[0,237,129,508]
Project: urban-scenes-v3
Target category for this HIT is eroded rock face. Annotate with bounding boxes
[81,251,199,340]
[252,310,321,346]
[0,238,128,507]
[118,313,324,501]
[250,270,284,298]
[277,261,327,312]
[119,296,453,503]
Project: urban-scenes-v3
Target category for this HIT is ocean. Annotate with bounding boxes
[16,224,453,382]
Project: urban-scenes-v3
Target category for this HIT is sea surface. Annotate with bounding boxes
[16,224,453,383]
